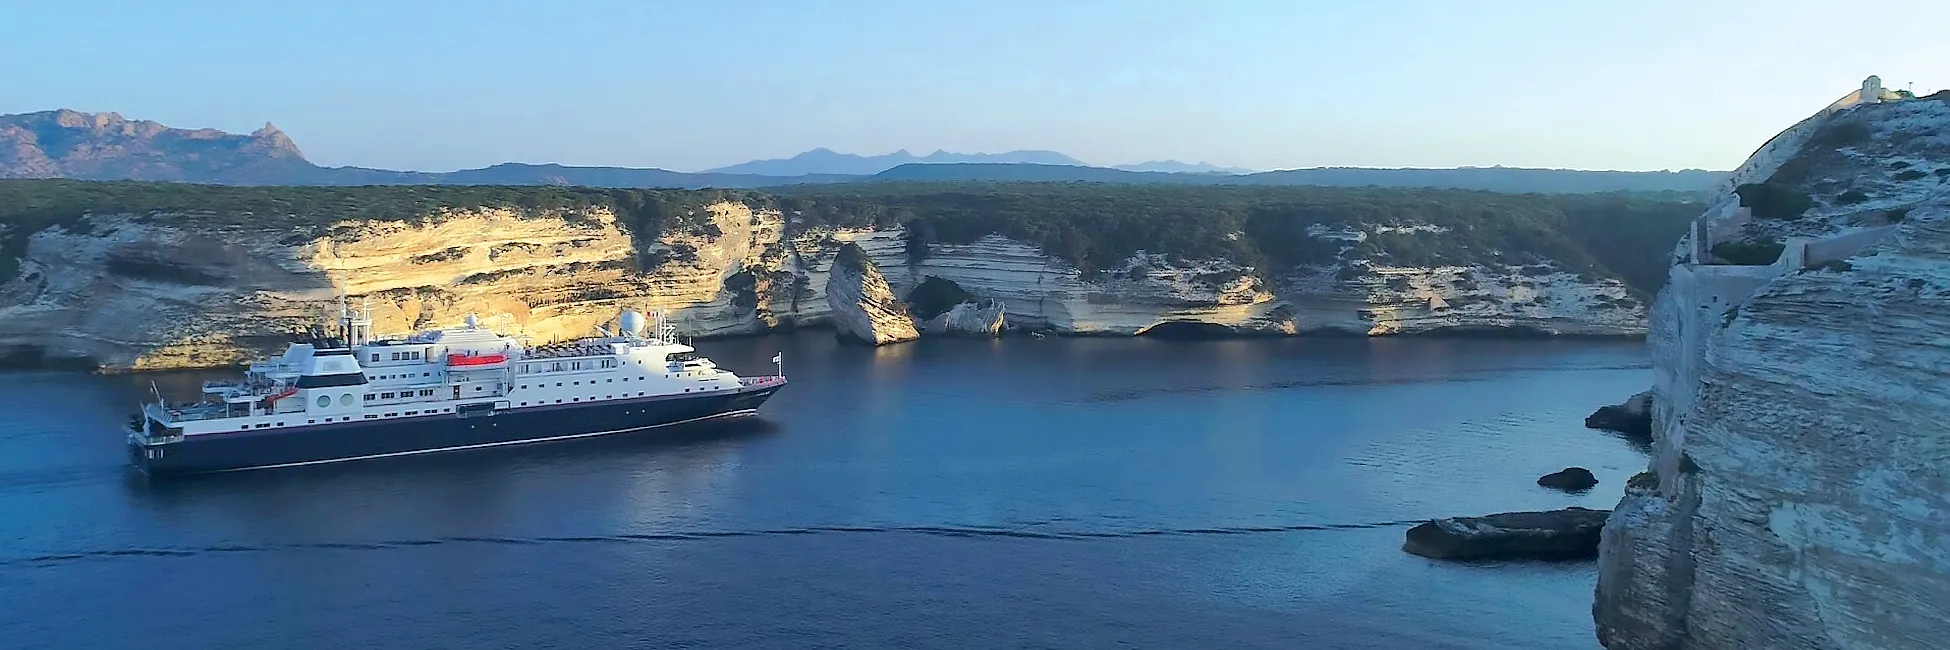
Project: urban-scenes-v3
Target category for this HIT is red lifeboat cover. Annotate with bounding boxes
[446,353,508,366]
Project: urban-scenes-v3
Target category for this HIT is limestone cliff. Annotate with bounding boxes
[926,299,1007,337]
[1595,89,1950,649]
[0,182,1670,370]
[823,242,918,345]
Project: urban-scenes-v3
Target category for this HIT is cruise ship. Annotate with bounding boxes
[127,303,786,475]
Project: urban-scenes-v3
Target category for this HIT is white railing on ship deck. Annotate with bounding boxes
[739,376,786,387]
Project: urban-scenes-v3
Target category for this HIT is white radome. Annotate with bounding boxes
[619,309,647,337]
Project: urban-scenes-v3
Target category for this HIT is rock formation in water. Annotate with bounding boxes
[1538,467,1599,491]
[1594,86,1950,649]
[0,180,1684,370]
[925,299,1006,337]
[823,242,918,345]
[1585,390,1653,439]
[1403,508,1611,561]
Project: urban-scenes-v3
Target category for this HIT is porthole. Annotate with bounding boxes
[316,395,331,408]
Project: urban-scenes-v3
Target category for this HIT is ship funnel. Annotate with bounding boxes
[619,309,648,337]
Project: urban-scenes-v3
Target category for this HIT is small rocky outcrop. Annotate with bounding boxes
[824,242,918,345]
[1585,390,1652,438]
[1402,507,1610,561]
[1537,467,1599,491]
[925,299,1006,337]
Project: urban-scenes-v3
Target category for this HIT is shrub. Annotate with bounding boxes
[1734,183,1812,219]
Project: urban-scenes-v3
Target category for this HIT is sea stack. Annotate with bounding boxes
[825,242,919,345]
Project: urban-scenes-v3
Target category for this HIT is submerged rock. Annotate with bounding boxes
[1402,507,1610,561]
[1584,390,1652,438]
[925,299,1006,337]
[1538,467,1599,491]
[824,242,919,345]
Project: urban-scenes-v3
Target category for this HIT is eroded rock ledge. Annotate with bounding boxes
[1403,508,1610,561]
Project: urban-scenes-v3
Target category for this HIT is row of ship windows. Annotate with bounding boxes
[371,372,434,380]
[514,385,719,407]
[367,389,438,401]
[373,351,426,362]
[240,407,455,430]
[519,359,620,374]
[512,373,710,391]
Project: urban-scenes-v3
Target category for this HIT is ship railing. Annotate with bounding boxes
[738,376,786,387]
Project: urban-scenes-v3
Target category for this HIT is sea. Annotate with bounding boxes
[0,332,1652,650]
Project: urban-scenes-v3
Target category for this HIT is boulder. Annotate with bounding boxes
[925,299,1006,337]
[824,242,919,346]
[1585,390,1653,438]
[1538,467,1599,491]
[1402,507,1610,561]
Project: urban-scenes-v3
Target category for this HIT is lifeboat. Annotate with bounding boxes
[446,352,509,367]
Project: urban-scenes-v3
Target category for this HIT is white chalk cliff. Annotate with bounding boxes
[926,299,1007,337]
[1,190,1649,370]
[1595,89,1950,648]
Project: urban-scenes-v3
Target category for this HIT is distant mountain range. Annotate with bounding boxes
[0,109,1727,193]
[704,147,1087,176]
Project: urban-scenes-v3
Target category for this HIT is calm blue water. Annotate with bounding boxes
[0,333,1649,649]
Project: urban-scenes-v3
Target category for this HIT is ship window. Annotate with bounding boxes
[256,423,269,428]
[573,381,580,385]
[276,422,284,426]
[391,352,401,361]
[475,386,483,391]
[555,400,562,404]
[382,392,395,399]
[405,411,417,415]
[316,395,330,408]
[365,415,377,419]
[572,397,578,401]
[423,372,430,377]
[364,394,374,401]
[308,420,315,424]
[370,354,379,362]
[607,378,613,383]
[555,383,562,387]
[520,402,527,406]
[340,393,354,406]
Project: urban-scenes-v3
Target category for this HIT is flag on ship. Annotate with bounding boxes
[772,353,782,363]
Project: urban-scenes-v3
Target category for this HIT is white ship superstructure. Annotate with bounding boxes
[130,302,787,474]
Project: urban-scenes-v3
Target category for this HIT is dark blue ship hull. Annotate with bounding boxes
[130,382,784,476]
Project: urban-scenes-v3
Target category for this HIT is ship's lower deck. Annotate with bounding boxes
[130,381,784,475]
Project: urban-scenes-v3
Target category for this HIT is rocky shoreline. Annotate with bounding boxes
[0,324,1647,374]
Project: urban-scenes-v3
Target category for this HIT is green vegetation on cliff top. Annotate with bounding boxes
[0,179,1699,295]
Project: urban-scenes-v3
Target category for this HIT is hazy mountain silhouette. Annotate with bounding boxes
[1110,160,1255,174]
[0,109,1725,193]
[704,148,1086,176]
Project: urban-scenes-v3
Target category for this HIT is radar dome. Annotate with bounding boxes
[464,313,480,329]
[619,309,648,336]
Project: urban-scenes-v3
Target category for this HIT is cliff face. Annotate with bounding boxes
[926,300,1006,337]
[0,186,1656,370]
[824,242,919,345]
[1595,92,1950,649]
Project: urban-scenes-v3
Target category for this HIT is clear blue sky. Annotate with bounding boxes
[5,0,1942,173]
